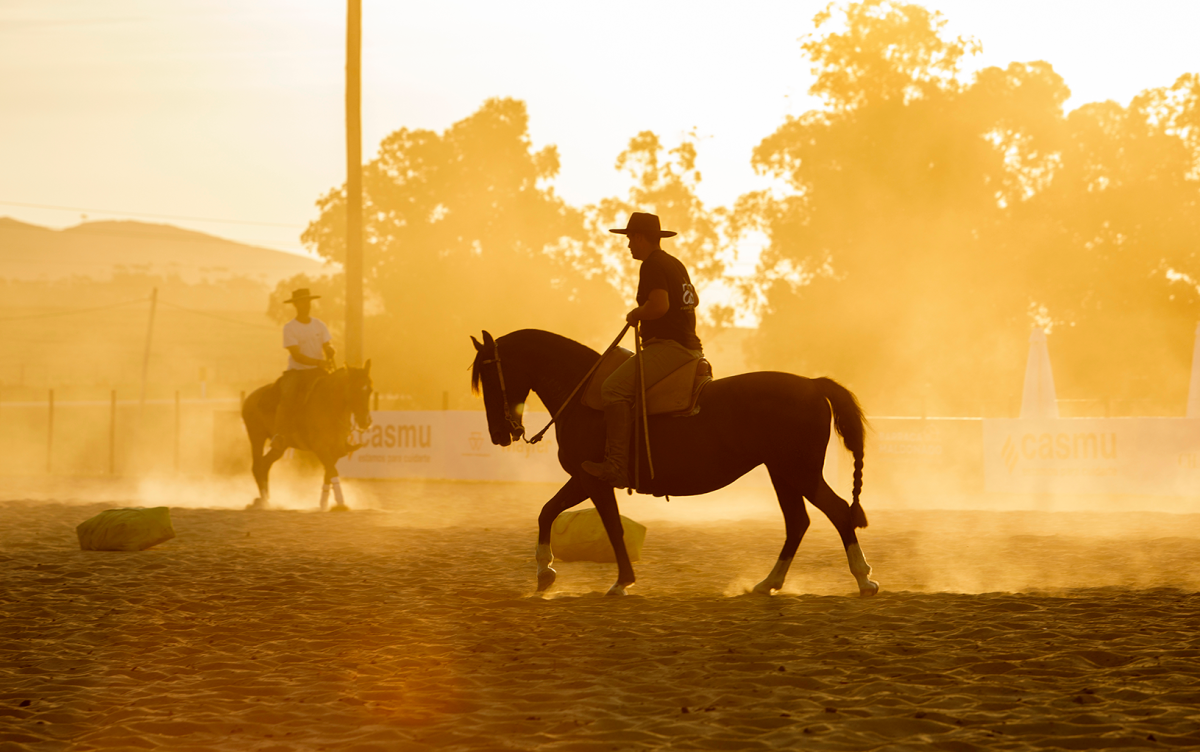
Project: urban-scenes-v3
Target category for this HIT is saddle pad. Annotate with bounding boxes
[645,357,712,416]
[581,347,633,411]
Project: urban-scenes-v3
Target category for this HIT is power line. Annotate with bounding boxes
[0,200,304,229]
[3,222,312,253]
[157,299,278,331]
[0,296,279,332]
[0,297,146,323]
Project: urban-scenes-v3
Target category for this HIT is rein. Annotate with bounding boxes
[483,323,631,445]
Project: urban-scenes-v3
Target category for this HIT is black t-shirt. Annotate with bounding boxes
[636,249,702,351]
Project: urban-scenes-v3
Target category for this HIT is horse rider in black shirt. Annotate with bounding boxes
[582,212,703,488]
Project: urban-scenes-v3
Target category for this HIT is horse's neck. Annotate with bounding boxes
[309,372,347,415]
[523,341,595,416]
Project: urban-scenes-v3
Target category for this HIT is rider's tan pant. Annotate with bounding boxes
[600,338,703,407]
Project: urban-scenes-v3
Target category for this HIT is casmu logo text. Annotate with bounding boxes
[363,424,432,448]
[1003,431,1117,472]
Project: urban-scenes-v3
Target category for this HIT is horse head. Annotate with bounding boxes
[471,330,528,447]
[345,359,374,431]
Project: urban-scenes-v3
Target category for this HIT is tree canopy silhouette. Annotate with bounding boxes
[742,0,1200,416]
[293,98,621,407]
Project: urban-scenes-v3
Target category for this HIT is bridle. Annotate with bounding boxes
[477,322,633,447]
[341,368,373,431]
[478,345,526,442]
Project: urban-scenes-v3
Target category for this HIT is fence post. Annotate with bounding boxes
[174,390,181,474]
[110,390,117,475]
[46,389,54,474]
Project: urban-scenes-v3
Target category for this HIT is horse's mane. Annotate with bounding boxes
[470,329,598,394]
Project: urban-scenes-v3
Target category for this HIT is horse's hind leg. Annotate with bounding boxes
[754,464,811,594]
[534,476,589,592]
[590,484,636,596]
[806,478,879,597]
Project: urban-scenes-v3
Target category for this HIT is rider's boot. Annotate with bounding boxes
[582,402,632,488]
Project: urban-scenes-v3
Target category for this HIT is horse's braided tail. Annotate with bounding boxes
[813,377,869,529]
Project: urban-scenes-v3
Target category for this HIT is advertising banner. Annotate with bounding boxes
[983,418,1200,496]
[337,410,840,487]
[338,410,566,483]
[836,418,984,497]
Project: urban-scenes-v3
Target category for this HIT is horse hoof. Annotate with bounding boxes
[329,504,350,513]
[536,567,557,592]
[246,498,269,511]
[752,581,778,595]
[606,582,632,597]
[859,580,880,597]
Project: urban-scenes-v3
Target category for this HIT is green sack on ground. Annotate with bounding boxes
[550,508,646,563]
[76,507,176,551]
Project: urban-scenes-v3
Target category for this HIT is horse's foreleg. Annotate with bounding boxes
[755,465,811,594]
[807,478,878,597]
[590,485,635,596]
[535,476,589,592]
[322,457,347,512]
[249,440,285,510]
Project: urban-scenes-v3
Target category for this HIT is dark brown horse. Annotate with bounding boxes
[471,330,878,597]
[241,363,373,511]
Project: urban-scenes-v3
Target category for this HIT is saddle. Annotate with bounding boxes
[581,347,712,417]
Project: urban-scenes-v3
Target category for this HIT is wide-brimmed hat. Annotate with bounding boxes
[284,288,321,304]
[609,212,677,238]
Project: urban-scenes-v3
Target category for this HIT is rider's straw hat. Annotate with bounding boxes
[609,212,677,238]
[284,288,321,304]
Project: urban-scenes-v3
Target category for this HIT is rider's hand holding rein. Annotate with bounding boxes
[285,345,336,371]
[626,289,669,325]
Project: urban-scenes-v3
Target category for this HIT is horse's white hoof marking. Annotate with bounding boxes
[606,582,631,596]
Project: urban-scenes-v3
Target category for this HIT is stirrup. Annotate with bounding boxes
[582,459,627,489]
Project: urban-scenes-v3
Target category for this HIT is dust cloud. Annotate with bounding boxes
[3,0,1199,596]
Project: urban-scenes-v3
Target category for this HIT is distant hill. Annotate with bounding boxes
[0,217,328,283]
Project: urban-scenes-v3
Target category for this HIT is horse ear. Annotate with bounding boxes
[482,330,495,348]
[471,336,483,352]
[364,359,371,374]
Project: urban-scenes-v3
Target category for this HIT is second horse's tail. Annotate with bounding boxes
[812,377,869,529]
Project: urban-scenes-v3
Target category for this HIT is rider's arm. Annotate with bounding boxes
[626,288,670,324]
[287,345,327,367]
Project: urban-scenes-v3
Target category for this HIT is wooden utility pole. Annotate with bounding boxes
[174,390,181,474]
[46,389,54,474]
[344,0,364,366]
[109,389,117,475]
[139,287,158,414]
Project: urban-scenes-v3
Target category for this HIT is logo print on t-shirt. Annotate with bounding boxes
[681,283,698,310]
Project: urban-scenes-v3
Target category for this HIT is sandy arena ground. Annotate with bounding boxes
[3,476,1200,751]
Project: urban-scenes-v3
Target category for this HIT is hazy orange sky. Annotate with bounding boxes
[2,1,1198,257]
